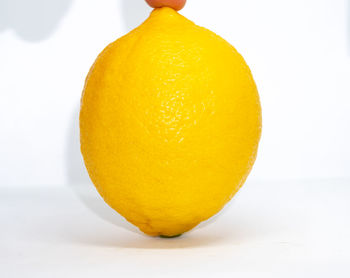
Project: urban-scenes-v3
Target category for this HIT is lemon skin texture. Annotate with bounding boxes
[80,7,262,237]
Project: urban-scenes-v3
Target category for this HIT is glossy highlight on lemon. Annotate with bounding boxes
[80,7,262,237]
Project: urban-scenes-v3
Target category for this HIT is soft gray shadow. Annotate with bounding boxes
[62,203,266,249]
[121,0,151,32]
[70,227,237,249]
[0,0,72,41]
[66,106,91,186]
[66,105,139,234]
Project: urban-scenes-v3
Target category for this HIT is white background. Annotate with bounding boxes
[1,1,350,277]
[0,0,349,185]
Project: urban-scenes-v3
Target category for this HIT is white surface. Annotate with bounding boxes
[1,0,350,187]
[2,179,350,277]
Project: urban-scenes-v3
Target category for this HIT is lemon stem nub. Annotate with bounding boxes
[159,234,182,238]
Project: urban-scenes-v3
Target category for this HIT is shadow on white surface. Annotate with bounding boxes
[121,0,151,32]
[65,106,139,235]
[72,233,230,249]
[0,0,72,41]
[66,105,90,186]
[69,230,228,249]
[63,198,265,250]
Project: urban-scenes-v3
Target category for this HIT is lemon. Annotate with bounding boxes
[80,7,261,237]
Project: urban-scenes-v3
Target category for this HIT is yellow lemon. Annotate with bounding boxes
[80,7,261,237]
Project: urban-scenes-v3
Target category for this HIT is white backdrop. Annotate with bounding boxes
[0,0,349,187]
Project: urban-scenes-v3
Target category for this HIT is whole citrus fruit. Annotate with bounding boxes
[80,7,261,237]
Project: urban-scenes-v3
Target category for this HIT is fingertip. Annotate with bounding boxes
[145,0,186,11]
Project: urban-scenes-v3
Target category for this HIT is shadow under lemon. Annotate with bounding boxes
[65,105,140,235]
[0,0,72,41]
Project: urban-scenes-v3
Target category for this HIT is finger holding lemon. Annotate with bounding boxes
[145,0,186,10]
